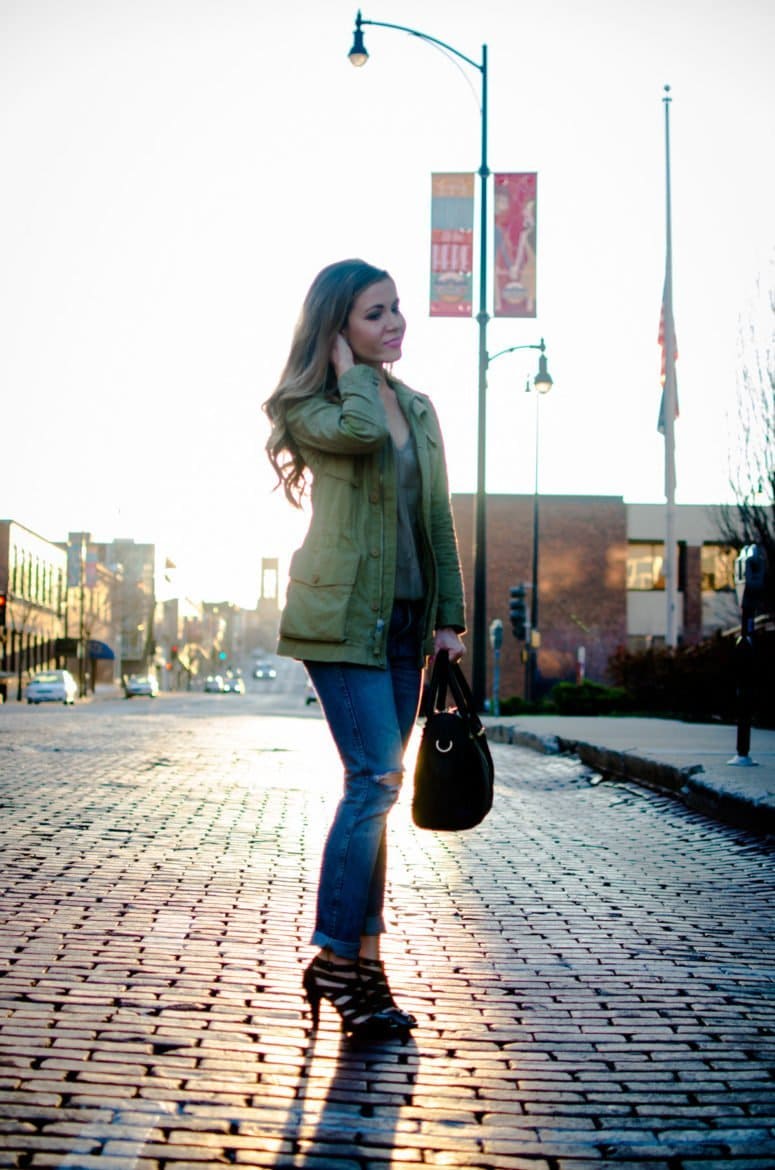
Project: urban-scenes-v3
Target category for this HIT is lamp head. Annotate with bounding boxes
[534,345,553,394]
[348,10,369,66]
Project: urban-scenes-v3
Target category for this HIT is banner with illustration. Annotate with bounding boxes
[430,173,474,317]
[493,173,537,317]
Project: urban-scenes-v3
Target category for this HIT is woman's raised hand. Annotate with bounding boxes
[331,333,355,378]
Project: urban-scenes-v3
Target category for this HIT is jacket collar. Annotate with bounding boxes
[393,380,428,420]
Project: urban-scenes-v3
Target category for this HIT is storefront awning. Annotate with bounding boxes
[87,640,115,660]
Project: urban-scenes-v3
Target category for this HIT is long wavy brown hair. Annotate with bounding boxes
[263,259,390,507]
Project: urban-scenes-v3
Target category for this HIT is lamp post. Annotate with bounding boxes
[527,344,553,701]
[487,340,553,701]
[348,10,491,710]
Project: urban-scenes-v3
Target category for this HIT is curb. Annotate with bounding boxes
[487,723,775,839]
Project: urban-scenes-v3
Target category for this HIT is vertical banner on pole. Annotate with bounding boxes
[86,550,98,589]
[430,173,474,317]
[493,173,537,317]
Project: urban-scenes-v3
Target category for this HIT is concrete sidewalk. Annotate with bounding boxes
[485,714,775,838]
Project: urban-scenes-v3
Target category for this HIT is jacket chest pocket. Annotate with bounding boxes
[280,546,361,644]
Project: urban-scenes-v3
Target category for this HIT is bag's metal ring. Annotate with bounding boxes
[435,740,453,753]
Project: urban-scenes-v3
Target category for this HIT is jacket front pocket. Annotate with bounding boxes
[280,546,361,644]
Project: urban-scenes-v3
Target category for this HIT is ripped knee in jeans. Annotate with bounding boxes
[377,770,403,789]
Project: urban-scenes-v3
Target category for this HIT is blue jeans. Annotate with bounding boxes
[305,601,424,959]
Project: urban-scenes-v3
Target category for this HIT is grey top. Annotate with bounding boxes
[393,435,424,600]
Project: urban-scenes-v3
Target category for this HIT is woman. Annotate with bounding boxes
[263,259,466,1039]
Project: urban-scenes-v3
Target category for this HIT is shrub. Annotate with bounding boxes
[498,694,532,716]
[549,680,631,716]
[608,629,775,727]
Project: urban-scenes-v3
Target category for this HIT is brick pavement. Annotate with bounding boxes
[0,698,774,1169]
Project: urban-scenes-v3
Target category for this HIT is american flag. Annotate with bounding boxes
[657,274,679,434]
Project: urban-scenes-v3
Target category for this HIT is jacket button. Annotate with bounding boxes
[370,548,379,558]
[371,603,379,611]
[370,492,379,504]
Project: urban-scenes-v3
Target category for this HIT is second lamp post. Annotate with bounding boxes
[488,340,553,701]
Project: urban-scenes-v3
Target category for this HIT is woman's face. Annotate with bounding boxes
[342,277,405,367]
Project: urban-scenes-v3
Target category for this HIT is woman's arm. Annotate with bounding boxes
[285,365,390,454]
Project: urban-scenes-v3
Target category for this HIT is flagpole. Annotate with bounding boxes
[662,83,678,648]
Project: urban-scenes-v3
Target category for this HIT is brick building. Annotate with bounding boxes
[452,494,628,700]
[451,494,738,703]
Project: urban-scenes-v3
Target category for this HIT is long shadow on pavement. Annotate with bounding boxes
[264,1023,419,1166]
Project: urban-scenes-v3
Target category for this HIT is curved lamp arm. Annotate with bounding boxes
[488,338,546,365]
[349,9,483,74]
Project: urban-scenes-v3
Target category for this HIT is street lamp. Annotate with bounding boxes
[348,10,491,710]
[527,342,553,700]
[487,339,553,701]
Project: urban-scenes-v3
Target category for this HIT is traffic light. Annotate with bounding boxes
[170,644,178,660]
[0,594,6,628]
[509,585,527,641]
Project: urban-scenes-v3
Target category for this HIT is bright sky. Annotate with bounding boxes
[2,0,773,607]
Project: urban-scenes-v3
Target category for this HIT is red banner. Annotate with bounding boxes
[493,173,537,317]
[430,173,474,317]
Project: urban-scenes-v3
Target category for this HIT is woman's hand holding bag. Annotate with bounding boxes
[412,650,494,831]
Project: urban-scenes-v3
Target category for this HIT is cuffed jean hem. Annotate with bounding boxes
[310,929,359,961]
[311,914,386,959]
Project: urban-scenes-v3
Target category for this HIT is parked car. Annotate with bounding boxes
[253,660,277,680]
[26,669,78,705]
[123,674,159,698]
[223,674,246,695]
[204,675,225,693]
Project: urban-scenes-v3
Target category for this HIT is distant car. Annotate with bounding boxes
[204,675,225,693]
[223,674,246,694]
[123,674,159,698]
[253,661,277,680]
[26,669,78,705]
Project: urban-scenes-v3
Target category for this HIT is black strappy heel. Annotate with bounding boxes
[302,955,384,1037]
[358,957,417,1029]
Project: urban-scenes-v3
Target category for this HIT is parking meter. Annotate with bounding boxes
[734,544,767,612]
[489,619,503,717]
[729,544,767,767]
[489,619,503,652]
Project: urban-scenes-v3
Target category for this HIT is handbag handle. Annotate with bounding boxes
[426,650,486,738]
[426,648,451,713]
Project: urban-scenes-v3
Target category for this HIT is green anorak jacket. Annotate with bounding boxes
[277,364,465,668]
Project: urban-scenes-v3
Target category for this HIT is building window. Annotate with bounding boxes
[627,542,665,590]
[701,544,736,592]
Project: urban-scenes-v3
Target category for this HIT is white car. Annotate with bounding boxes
[26,669,78,705]
[123,674,159,698]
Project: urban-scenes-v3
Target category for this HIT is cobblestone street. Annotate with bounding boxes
[0,694,774,1169]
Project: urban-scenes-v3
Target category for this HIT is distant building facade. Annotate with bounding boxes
[0,520,68,700]
[451,495,738,701]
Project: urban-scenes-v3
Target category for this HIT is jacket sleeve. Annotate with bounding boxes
[285,366,390,455]
[426,401,467,633]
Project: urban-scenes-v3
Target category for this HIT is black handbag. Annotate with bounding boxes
[412,650,494,831]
